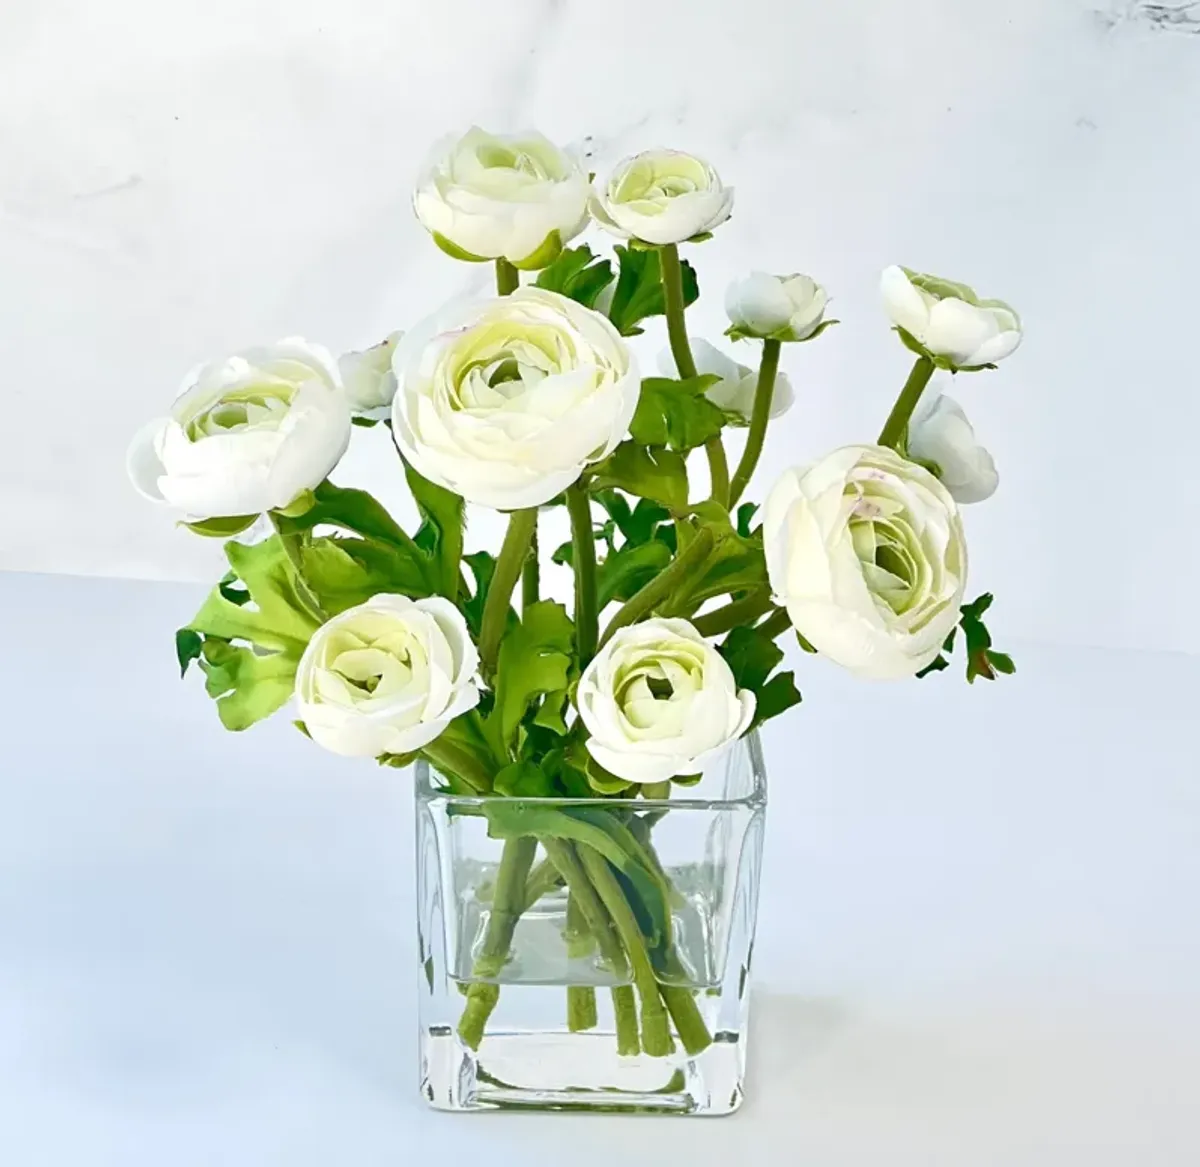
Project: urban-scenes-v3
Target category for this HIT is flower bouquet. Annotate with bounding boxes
[127,128,1021,1114]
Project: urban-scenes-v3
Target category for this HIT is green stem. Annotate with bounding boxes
[522,521,540,612]
[611,985,641,1056]
[478,508,539,676]
[659,243,696,378]
[757,607,793,641]
[577,845,673,1057]
[457,835,538,1049]
[565,896,598,1032]
[419,739,494,795]
[522,854,562,911]
[601,527,715,647]
[540,840,627,977]
[728,339,782,507]
[705,437,730,509]
[660,984,712,1057]
[566,483,598,665]
[693,589,773,637]
[495,258,520,296]
[269,516,326,624]
[878,355,935,450]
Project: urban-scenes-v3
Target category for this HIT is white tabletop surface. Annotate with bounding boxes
[1,571,1197,1165]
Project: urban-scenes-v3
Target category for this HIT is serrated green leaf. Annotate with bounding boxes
[672,506,767,609]
[751,671,802,727]
[531,688,571,736]
[402,457,464,599]
[630,375,726,451]
[299,535,427,614]
[589,443,689,512]
[597,541,673,608]
[489,601,575,754]
[534,245,615,307]
[278,480,419,554]
[606,244,699,337]
[494,760,556,798]
[176,628,203,677]
[196,637,299,731]
[462,551,498,639]
[718,626,784,693]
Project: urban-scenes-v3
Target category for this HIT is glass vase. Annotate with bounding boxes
[415,732,767,1115]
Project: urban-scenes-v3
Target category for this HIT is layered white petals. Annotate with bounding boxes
[414,127,590,264]
[908,380,999,504]
[763,446,967,680]
[880,265,1021,369]
[295,594,480,758]
[577,618,755,784]
[725,271,828,342]
[591,150,733,245]
[657,337,793,422]
[391,287,639,509]
[126,338,351,521]
[338,331,403,417]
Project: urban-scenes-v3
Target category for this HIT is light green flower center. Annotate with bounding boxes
[612,645,705,739]
[613,155,711,215]
[184,383,295,441]
[315,622,429,710]
[848,489,926,617]
[445,320,576,412]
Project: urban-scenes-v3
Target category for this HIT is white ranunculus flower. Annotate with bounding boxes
[763,445,967,680]
[657,337,793,423]
[391,287,639,509]
[591,150,733,246]
[908,379,998,504]
[127,338,351,521]
[338,331,403,417]
[295,594,480,758]
[413,127,590,267]
[880,265,1022,369]
[577,618,756,784]
[725,272,829,342]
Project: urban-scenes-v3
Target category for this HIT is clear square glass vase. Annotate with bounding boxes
[415,732,767,1115]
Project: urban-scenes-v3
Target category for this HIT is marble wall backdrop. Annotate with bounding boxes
[2,0,1197,653]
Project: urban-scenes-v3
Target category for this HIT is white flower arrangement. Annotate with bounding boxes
[128,126,1022,1058]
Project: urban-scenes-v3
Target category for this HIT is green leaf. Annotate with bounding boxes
[735,503,759,539]
[431,231,490,263]
[176,628,203,677]
[962,593,995,622]
[494,760,556,798]
[196,637,299,731]
[180,538,322,731]
[672,506,767,609]
[988,650,1016,676]
[752,671,802,727]
[181,514,259,538]
[217,571,250,606]
[606,244,698,337]
[718,626,784,693]
[915,654,950,679]
[299,535,428,614]
[279,480,419,554]
[589,443,689,513]
[378,750,419,768]
[351,415,380,428]
[630,375,726,451]
[593,493,672,549]
[488,601,575,754]
[597,541,673,608]
[535,245,615,308]
[462,551,499,639]
[531,688,572,736]
[402,457,464,599]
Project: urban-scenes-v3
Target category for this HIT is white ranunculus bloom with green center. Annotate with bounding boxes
[576,618,756,784]
[295,594,480,758]
[413,127,590,267]
[126,338,351,521]
[391,287,640,509]
[881,265,1022,370]
[763,445,967,680]
[591,149,734,246]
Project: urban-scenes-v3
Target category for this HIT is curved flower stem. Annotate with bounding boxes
[457,835,538,1049]
[660,242,730,508]
[577,844,673,1056]
[878,355,934,450]
[704,438,730,508]
[566,484,598,666]
[495,258,520,296]
[522,523,540,611]
[269,515,326,624]
[728,339,782,507]
[757,607,793,641]
[659,243,697,379]
[693,589,773,637]
[479,507,539,677]
[600,527,715,648]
